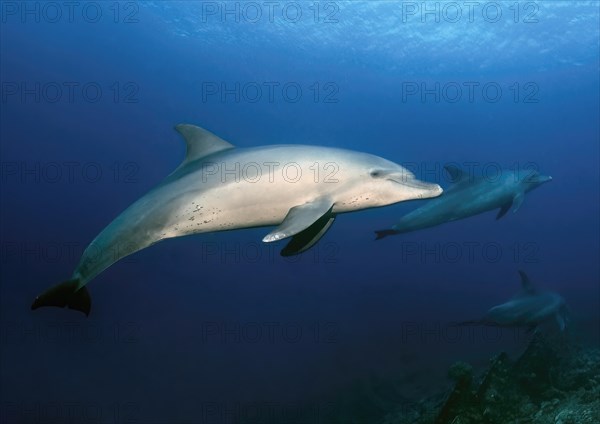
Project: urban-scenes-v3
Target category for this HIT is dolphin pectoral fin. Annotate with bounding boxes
[498,191,525,219]
[281,215,336,256]
[496,202,512,220]
[512,191,525,213]
[31,279,91,316]
[262,198,334,243]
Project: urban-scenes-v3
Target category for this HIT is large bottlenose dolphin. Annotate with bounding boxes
[457,271,569,332]
[375,165,552,238]
[32,124,442,315]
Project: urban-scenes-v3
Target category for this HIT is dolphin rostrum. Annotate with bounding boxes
[375,164,552,238]
[32,124,443,315]
[458,271,569,332]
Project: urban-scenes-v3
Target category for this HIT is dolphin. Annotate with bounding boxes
[375,165,552,238]
[458,271,569,332]
[31,124,443,315]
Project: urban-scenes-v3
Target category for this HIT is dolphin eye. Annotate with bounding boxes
[370,170,382,178]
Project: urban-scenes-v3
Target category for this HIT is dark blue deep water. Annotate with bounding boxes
[1,2,599,423]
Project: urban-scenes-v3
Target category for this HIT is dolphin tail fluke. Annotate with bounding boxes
[31,279,91,316]
[374,229,399,240]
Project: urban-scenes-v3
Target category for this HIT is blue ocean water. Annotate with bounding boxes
[1,1,599,423]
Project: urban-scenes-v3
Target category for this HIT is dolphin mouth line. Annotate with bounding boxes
[386,177,441,193]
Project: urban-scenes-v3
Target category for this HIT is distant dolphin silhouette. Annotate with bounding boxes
[457,271,569,332]
[375,165,552,238]
[32,124,442,315]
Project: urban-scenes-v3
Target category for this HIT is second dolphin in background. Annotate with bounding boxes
[375,165,552,239]
[456,271,569,332]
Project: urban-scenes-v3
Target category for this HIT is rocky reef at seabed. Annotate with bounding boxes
[382,334,600,424]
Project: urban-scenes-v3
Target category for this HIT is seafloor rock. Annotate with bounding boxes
[382,334,600,424]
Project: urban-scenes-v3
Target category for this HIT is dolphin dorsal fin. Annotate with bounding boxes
[444,165,465,183]
[175,124,235,168]
[518,270,536,294]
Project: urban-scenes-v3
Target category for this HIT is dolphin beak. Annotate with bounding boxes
[388,176,443,199]
[540,175,553,184]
